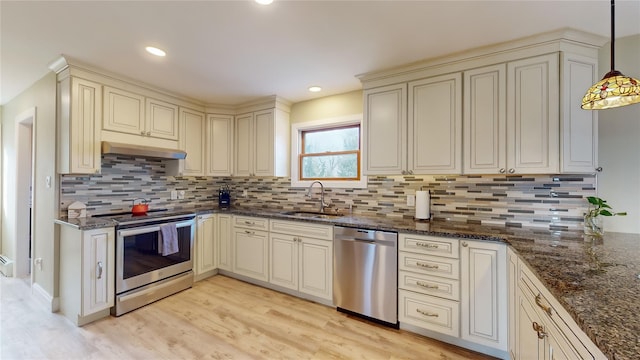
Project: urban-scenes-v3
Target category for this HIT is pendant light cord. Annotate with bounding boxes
[610,0,615,72]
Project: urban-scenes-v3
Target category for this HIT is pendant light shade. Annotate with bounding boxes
[581,0,640,110]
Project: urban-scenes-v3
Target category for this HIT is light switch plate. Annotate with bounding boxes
[407,194,415,206]
[178,190,185,200]
[170,190,178,200]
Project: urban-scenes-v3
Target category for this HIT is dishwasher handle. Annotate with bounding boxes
[336,236,397,247]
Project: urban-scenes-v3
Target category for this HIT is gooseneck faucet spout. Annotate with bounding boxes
[306,181,329,213]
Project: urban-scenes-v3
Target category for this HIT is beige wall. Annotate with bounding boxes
[1,72,58,297]
[290,90,362,123]
[597,34,640,234]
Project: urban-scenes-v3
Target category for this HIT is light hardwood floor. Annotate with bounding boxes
[1,275,496,360]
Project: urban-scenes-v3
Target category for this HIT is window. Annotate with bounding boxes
[290,115,366,188]
[300,125,360,181]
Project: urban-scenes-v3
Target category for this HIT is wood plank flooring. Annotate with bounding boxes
[1,275,496,359]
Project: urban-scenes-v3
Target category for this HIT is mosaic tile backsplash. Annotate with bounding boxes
[60,155,596,230]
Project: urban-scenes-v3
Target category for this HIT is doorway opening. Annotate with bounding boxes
[15,107,36,280]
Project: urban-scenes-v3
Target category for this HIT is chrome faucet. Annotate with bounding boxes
[306,181,330,213]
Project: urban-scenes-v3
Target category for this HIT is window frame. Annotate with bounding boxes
[299,124,361,181]
[290,114,367,189]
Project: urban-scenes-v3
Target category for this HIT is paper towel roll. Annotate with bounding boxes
[415,190,430,220]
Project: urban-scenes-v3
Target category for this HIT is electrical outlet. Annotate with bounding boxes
[45,176,51,188]
[407,194,416,206]
[170,190,178,200]
[35,258,43,271]
[243,190,248,197]
[178,190,185,200]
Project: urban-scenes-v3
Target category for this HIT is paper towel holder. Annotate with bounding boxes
[414,188,431,221]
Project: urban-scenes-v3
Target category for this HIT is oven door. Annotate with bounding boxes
[116,218,194,294]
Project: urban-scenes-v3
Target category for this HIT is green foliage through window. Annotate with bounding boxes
[300,125,360,180]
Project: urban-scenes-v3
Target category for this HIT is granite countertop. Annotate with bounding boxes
[56,205,639,359]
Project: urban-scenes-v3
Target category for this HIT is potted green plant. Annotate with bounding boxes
[584,196,627,236]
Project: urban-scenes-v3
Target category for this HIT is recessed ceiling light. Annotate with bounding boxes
[145,46,166,57]
[255,0,273,5]
[308,86,322,92]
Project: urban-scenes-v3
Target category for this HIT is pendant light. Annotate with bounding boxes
[581,0,640,110]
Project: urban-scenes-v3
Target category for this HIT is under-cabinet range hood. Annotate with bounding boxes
[101,141,187,160]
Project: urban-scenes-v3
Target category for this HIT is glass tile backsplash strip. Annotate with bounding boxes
[59,155,595,230]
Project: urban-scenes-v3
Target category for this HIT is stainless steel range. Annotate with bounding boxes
[94,209,196,316]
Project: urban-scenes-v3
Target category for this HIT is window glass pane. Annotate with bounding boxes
[303,127,359,153]
[301,154,358,179]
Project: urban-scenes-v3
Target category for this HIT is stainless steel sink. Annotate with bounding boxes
[280,210,344,219]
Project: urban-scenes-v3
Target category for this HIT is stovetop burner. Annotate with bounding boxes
[92,208,196,226]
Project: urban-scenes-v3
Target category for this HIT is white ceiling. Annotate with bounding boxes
[2,0,639,106]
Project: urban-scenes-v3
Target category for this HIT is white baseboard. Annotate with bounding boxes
[32,282,60,312]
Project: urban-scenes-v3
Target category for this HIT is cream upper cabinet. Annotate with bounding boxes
[146,98,179,140]
[103,86,145,135]
[507,53,560,174]
[463,64,507,174]
[561,53,599,173]
[103,86,179,141]
[179,108,206,176]
[207,114,234,176]
[57,76,102,174]
[408,73,462,174]
[234,108,289,177]
[460,240,508,352]
[363,84,407,175]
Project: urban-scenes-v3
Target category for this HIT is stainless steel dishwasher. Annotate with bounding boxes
[333,226,398,327]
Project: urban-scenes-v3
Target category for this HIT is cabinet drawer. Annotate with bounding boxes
[270,220,333,241]
[399,270,460,301]
[399,234,459,258]
[399,289,459,337]
[399,252,460,280]
[233,216,269,231]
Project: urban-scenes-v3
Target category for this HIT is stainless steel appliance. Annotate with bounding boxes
[94,210,196,316]
[333,226,398,327]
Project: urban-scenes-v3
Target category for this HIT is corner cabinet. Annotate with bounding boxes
[194,214,217,281]
[179,107,206,176]
[363,73,462,175]
[269,220,333,301]
[56,75,102,174]
[207,114,234,176]
[234,106,290,177]
[58,225,115,326]
[460,240,508,352]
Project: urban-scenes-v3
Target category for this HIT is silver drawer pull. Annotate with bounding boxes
[416,262,439,269]
[96,261,103,280]
[416,281,439,289]
[416,308,439,317]
[244,221,255,225]
[244,230,255,235]
[417,242,439,249]
[535,294,552,317]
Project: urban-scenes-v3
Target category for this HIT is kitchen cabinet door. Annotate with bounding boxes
[517,290,546,360]
[195,214,216,280]
[508,247,519,360]
[269,232,298,291]
[299,236,332,300]
[146,98,179,140]
[58,76,102,174]
[507,54,560,174]
[217,214,233,271]
[234,112,253,176]
[207,114,234,176]
[179,108,206,176]
[463,64,507,174]
[81,228,115,316]
[363,83,407,175]
[103,86,145,135]
[233,227,269,282]
[561,53,599,173]
[460,240,508,352]
[408,73,462,174]
[253,109,275,176]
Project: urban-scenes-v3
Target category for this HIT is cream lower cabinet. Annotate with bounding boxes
[217,214,233,271]
[194,214,217,281]
[232,216,269,282]
[269,220,333,301]
[398,234,461,337]
[58,225,114,326]
[510,250,606,360]
[460,240,508,352]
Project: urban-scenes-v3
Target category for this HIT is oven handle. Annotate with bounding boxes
[117,219,194,238]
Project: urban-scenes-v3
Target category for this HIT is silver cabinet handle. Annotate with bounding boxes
[97,261,103,280]
[499,168,506,173]
[462,241,468,247]
[244,221,255,225]
[417,242,439,249]
[416,308,439,317]
[596,167,603,172]
[535,294,552,316]
[508,168,515,174]
[416,281,439,289]
[244,230,255,235]
[416,262,439,269]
